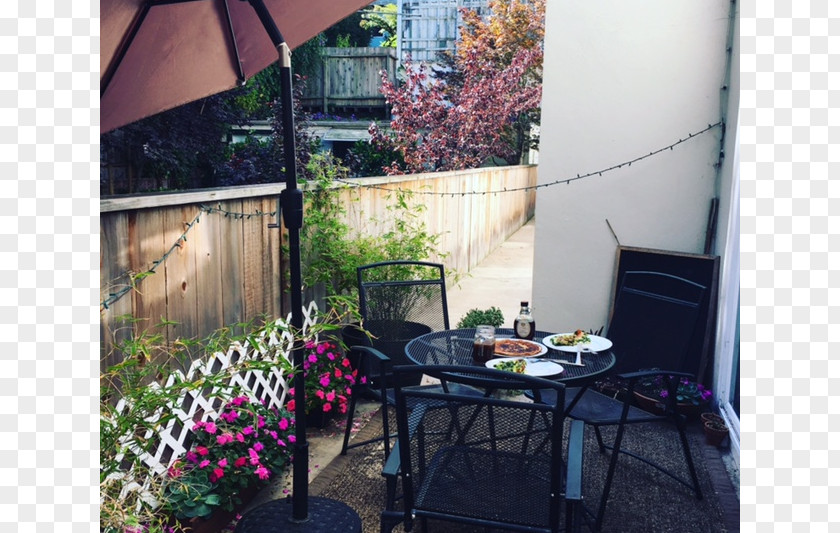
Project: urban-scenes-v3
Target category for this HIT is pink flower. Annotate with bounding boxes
[210,467,225,482]
[195,446,209,456]
[220,410,239,423]
[316,390,325,400]
[326,391,336,402]
[322,403,332,413]
[236,432,246,443]
[334,368,343,378]
[255,466,271,480]
[204,422,217,434]
[234,457,247,468]
[308,353,318,364]
[167,462,184,478]
[231,396,247,406]
[192,421,205,431]
[216,433,234,445]
[217,458,228,468]
[242,426,254,436]
[258,415,266,428]
[341,358,351,368]
[319,375,331,387]
[253,442,264,452]
[199,459,211,469]
[269,430,278,439]
[288,435,296,443]
[249,448,260,465]
[185,451,198,463]
[277,439,286,447]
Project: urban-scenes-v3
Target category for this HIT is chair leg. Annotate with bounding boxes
[341,386,360,455]
[565,499,581,533]
[381,401,391,459]
[594,419,628,532]
[675,415,703,500]
[593,425,608,453]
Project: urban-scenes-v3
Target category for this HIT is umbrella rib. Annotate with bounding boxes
[101,0,208,98]
[223,0,247,84]
[101,2,153,97]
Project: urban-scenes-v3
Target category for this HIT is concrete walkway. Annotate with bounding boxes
[446,218,535,328]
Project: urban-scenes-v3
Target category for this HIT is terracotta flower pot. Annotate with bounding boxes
[307,407,335,429]
[172,483,261,533]
[703,420,729,447]
[701,412,725,426]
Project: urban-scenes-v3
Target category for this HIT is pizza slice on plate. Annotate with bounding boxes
[495,339,542,357]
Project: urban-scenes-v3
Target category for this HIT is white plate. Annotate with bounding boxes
[485,357,564,378]
[493,338,547,358]
[542,333,613,353]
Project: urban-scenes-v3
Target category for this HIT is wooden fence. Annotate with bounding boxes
[100,165,537,366]
[300,47,398,115]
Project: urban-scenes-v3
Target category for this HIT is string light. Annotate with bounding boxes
[335,121,722,195]
[100,121,721,309]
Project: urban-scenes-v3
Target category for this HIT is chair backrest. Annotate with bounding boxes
[358,260,450,335]
[390,365,571,531]
[607,270,707,375]
[352,261,449,387]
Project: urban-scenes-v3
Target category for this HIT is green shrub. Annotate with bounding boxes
[456,307,505,328]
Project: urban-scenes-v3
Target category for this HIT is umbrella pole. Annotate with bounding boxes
[277,34,310,528]
[240,3,362,530]
[244,0,309,522]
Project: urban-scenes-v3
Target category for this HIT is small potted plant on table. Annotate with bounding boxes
[457,307,505,329]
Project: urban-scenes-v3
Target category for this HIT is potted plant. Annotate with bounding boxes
[457,307,505,329]
[284,339,358,427]
[701,412,729,447]
[632,372,712,417]
[162,396,296,529]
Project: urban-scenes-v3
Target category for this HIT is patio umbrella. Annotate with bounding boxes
[101,0,372,527]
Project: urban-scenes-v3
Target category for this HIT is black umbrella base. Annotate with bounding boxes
[234,496,362,533]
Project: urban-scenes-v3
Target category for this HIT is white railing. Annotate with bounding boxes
[106,301,321,503]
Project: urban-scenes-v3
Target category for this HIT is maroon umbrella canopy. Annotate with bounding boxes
[101,0,372,133]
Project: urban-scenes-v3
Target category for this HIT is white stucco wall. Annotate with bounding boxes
[533,0,734,332]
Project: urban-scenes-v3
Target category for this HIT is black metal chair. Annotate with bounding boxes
[341,261,480,459]
[539,270,708,531]
[380,364,587,533]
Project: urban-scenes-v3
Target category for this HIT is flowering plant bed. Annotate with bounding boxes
[285,340,358,420]
[163,396,295,521]
[632,372,711,416]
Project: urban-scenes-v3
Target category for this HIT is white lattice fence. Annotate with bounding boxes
[107,302,321,500]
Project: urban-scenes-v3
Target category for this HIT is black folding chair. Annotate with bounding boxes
[341,261,480,459]
[381,364,587,533]
[540,271,708,531]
